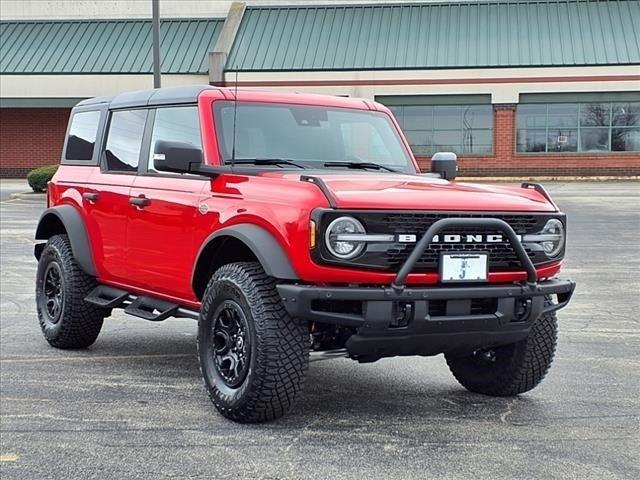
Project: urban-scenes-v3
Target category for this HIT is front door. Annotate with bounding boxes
[125,105,208,303]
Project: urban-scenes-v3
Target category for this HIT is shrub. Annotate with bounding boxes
[27,164,59,193]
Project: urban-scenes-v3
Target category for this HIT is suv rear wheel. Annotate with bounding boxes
[445,299,557,396]
[36,234,106,349]
[198,262,308,423]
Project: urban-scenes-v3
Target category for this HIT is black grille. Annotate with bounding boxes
[386,241,536,270]
[377,213,540,234]
[315,211,562,272]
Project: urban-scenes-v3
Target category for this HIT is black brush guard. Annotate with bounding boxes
[277,218,575,360]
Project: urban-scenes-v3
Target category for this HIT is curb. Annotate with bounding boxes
[9,192,46,200]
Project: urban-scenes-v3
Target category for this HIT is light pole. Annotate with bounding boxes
[152,0,161,88]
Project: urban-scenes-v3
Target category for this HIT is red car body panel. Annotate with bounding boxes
[127,175,207,301]
[48,89,564,310]
[258,172,556,212]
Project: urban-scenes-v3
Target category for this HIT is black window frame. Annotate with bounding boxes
[61,105,107,166]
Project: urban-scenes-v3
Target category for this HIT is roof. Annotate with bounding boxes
[0,18,224,74]
[77,85,218,109]
[227,0,640,71]
[76,86,375,110]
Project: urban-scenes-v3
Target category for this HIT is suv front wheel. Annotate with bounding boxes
[198,262,309,423]
[445,298,558,396]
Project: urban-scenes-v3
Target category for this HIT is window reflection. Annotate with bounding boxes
[66,110,101,161]
[517,101,640,153]
[386,103,493,155]
[149,106,201,171]
[104,110,146,172]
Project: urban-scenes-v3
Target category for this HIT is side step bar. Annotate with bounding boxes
[84,286,129,308]
[125,297,178,322]
[84,285,198,321]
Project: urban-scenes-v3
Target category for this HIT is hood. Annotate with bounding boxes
[261,171,556,212]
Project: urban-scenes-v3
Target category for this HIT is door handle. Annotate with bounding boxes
[129,196,150,208]
[82,192,99,202]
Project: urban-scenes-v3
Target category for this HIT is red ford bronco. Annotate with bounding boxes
[35,86,575,422]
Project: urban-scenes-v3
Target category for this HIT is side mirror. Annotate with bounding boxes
[430,152,458,180]
[153,140,202,174]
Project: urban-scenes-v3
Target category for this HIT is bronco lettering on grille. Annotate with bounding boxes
[396,234,516,243]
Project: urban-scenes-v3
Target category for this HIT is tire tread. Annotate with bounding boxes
[36,234,104,349]
[446,298,558,396]
[198,262,308,422]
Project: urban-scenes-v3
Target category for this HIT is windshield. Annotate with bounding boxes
[213,101,415,173]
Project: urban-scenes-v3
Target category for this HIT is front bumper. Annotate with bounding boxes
[278,216,576,360]
[277,279,575,359]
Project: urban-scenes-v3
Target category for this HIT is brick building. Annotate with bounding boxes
[1,0,639,177]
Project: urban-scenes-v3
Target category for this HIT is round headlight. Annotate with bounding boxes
[325,216,366,259]
[540,218,565,257]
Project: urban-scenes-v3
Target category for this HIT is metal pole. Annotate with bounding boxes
[152,0,161,88]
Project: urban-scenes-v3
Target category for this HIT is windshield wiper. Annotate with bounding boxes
[231,158,307,169]
[323,161,398,173]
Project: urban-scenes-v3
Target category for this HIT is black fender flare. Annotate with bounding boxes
[35,205,97,276]
[193,224,299,285]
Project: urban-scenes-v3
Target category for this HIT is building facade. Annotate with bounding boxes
[1,0,639,177]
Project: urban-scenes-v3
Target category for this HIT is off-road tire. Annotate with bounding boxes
[445,298,557,396]
[36,234,105,349]
[198,262,309,423]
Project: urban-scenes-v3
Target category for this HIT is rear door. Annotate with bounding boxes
[126,105,208,302]
[85,108,148,283]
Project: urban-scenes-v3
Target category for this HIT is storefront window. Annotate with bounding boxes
[612,103,640,151]
[517,102,640,153]
[388,104,493,156]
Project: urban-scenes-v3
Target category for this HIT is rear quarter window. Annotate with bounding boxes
[65,110,101,161]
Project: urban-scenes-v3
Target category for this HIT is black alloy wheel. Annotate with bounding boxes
[211,300,251,388]
[42,261,65,323]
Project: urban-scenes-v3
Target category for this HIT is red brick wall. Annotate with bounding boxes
[417,104,640,177]
[0,108,71,178]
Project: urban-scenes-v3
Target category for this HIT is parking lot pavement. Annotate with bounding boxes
[0,180,30,202]
[1,182,639,480]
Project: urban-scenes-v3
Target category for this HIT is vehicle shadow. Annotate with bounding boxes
[95,334,545,428]
[93,330,548,428]
[281,359,548,428]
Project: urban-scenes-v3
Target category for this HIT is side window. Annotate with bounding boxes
[104,109,147,172]
[65,110,101,161]
[148,106,202,171]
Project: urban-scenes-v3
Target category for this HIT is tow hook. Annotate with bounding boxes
[391,302,413,328]
[515,298,533,322]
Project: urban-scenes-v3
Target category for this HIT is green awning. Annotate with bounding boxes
[0,18,224,74]
[227,0,640,71]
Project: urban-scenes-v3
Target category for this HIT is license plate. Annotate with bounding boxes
[440,253,488,283]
